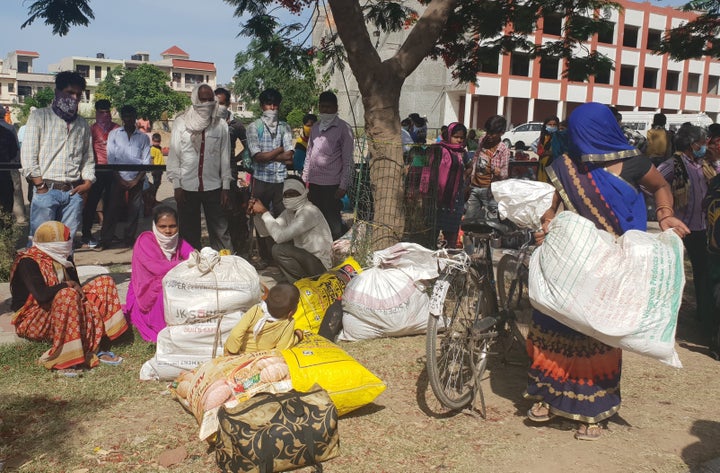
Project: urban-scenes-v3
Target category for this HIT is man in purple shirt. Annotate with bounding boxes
[302,91,354,240]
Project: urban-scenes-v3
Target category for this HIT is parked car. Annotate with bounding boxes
[501,122,543,148]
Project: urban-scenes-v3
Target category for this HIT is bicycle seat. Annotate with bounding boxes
[461,219,512,235]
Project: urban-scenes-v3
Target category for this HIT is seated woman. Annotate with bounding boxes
[125,205,194,342]
[10,221,128,371]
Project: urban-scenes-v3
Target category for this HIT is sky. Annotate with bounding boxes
[2,0,311,84]
[2,0,690,85]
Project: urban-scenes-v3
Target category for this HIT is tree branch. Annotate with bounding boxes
[392,0,458,76]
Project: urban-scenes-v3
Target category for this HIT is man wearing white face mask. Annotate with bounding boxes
[246,88,294,268]
[248,177,332,282]
[167,83,232,251]
[302,91,354,240]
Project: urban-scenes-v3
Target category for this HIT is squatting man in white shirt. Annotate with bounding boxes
[248,177,332,282]
[167,83,232,251]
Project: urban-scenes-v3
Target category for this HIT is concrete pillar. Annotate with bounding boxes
[528,98,535,122]
[557,101,566,120]
[505,97,513,128]
[463,92,472,127]
[497,96,505,117]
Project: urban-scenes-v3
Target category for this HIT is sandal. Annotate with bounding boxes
[575,423,602,441]
[527,402,555,422]
[97,351,123,366]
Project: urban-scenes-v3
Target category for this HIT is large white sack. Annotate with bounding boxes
[338,267,429,341]
[529,211,685,367]
[140,310,245,381]
[163,248,262,325]
[491,179,556,230]
[371,242,439,280]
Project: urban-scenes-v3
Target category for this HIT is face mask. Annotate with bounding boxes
[193,101,216,121]
[34,239,74,267]
[694,145,707,159]
[319,113,337,131]
[546,126,558,133]
[52,90,80,123]
[217,105,230,120]
[262,110,278,121]
[302,125,312,137]
[283,195,306,211]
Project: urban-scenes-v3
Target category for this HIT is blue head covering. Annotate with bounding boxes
[568,102,641,163]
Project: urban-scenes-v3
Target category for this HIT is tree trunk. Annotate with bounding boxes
[360,77,405,250]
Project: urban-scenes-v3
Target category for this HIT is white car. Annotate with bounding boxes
[501,122,543,148]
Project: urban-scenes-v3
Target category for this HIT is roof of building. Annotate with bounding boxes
[160,46,189,58]
[172,59,216,72]
[15,50,40,58]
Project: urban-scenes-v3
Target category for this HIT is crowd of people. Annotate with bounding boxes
[2,70,719,444]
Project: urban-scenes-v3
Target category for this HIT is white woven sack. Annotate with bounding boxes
[529,211,685,368]
[338,267,429,341]
[163,248,262,325]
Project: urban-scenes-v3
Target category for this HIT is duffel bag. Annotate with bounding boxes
[215,384,339,473]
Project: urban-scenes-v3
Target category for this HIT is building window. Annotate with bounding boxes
[598,21,614,44]
[478,54,499,74]
[666,70,680,91]
[76,65,90,78]
[643,68,658,89]
[185,73,203,85]
[8,82,14,93]
[619,65,635,86]
[18,61,29,73]
[623,25,639,48]
[539,57,559,79]
[646,29,662,50]
[18,85,32,96]
[84,90,90,102]
[95,66,102,80]
[687,73,700,93]
[543,12,563,36]
[708,75,720,95]
[510,53,531,77]
[172,72,182,84]
[595,68,611,84]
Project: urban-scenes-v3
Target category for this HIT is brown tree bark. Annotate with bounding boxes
[327,0,457,250]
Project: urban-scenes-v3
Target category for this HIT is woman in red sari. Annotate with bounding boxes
[125,205,195,342]
[10,221,128,371]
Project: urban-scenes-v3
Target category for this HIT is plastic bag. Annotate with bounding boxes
[491,179,556,230]
[529,211,685,367]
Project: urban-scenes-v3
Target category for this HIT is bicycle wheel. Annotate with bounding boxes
[426,266,493,410]
[496,253,532,339]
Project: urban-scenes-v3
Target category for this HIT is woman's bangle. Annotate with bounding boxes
[659,215,674,223]
[655,205,673,216]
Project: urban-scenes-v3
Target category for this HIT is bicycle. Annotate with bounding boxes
[425,219,534,418]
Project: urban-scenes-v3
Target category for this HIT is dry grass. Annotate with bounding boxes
[0,279,719,472]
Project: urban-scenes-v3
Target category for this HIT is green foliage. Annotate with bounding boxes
[657,0,720,59]
[18,87,55,124]
[286,108,306,128]
[94,64,189,122]
[21,0,94,36]
[232,38,324,121]
[0,211,22,283]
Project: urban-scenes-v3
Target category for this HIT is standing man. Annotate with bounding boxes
[21,71,94,244]
[215,87,250,255]
[0,111,18,217]
[302,91,354,240]
[82,99,119,247]
[98,105,150,249]
[246,88,294,268]
[167,83,232,251]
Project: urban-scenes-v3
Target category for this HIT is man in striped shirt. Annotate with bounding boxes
[21,71,94,246]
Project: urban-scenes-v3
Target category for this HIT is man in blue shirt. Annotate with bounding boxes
[98,105,150,249]
[246,88,294,268]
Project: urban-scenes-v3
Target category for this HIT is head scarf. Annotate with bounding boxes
[152,221,180,261]
[95,109,115,133]
[282,178,308,211]
[567,102,641,163]
[184,84,218,152]
[442,122,466,152]
[33,221,73,269]
[51,89,79,123]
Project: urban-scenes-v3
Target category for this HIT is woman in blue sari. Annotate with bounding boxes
[525,102,689,440]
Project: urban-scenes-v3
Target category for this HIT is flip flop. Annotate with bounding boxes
[527,402,555,422]
[574,423,602,441]
[97,351,123,366]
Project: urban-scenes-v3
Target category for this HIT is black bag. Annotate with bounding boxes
[215,385,339,473]
[318,300,343,341]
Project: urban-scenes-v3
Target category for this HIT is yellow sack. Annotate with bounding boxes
[293,257,362,333]
[281,333,386,416]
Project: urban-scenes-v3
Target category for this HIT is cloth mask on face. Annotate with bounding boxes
[319,113,337,131]
[261,109,279,135]
[694,144,707,159]
[51,90,79,123]
[152,221,179,261]
[546,126,558,133]
[283,194,307,211]
[217,105,230,120]
[34,240,74,268]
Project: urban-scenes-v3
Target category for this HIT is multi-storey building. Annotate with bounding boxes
[318,0,720,130]
[0,50,55,107]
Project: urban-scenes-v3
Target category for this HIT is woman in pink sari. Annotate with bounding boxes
[125,205,194,342]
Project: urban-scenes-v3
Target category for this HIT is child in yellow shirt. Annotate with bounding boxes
[224,283,304,355]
